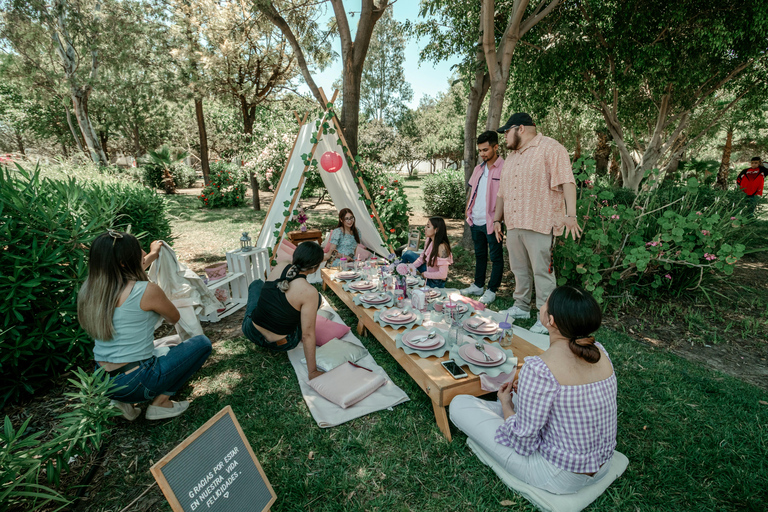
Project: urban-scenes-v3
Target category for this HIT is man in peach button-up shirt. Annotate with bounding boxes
[492,113,582,334]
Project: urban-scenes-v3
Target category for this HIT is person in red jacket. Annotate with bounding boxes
[736,156,768,217]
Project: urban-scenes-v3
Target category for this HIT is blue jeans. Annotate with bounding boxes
[242,280,302,351]
[471,223,504,292]
[401,250,446,288]
[106,335,212,403]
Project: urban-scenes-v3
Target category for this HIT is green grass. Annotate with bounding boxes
[88,303,768,511]
[76,195,768,511]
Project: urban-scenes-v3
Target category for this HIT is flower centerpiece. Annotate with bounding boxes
[297,207,308,232]
[392,261,415,297]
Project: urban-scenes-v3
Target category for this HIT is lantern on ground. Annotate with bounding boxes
[240,232,253,252]
[320,151,343,173]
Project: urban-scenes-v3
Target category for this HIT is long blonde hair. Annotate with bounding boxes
[77,231,148,340]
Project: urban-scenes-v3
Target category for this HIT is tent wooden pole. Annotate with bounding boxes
[330,89,339,104]
[270,106,334,259]
[293,111,301,125]
[256,117,306,248]
[330,114,394,252]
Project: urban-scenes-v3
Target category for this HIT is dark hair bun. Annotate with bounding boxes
[569,336,600,363]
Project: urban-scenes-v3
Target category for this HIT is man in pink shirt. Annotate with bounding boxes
[461,131,505,304]
[493,113,582,334]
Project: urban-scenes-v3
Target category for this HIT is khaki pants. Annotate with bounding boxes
[505,228,556,311]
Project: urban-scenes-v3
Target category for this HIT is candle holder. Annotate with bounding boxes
[239,232,253,252]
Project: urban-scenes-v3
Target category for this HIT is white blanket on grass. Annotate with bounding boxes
[287,296,410,428]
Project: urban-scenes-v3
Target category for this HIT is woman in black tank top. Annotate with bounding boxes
[242,242,325,379]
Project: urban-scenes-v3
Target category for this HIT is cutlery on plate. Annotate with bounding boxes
[475,340,492,361]
[410,330,437,344]
[468,318,487,329]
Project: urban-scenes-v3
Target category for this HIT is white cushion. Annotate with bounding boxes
[466,439,628,512]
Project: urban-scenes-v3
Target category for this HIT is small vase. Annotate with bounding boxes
[396,275,408,298]
[300,224,308,232]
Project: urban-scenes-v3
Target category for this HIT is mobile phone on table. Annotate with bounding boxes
[441,359,467,379]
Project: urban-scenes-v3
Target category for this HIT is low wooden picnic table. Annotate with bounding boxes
[321,268,544,441]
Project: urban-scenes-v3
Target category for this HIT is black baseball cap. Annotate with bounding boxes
[497,112,535,133]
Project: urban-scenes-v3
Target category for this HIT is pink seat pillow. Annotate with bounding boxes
[354,244,373,261]
[308,362,387,409]
[276,239,297,263]
[315,315,351,346]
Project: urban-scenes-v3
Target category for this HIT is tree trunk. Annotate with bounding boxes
[574,131,581,160]
[71,88,108,165]
[98,130,109,161]
[341,62,363,158]
[715,127,733,190]
[610,148,622,187]
[241,96,256,142]
[61,141,69,159]
[64,102,86,155]
[250,171,261,211]
[195,98,210,186]
[14,131,25,155]
[132,124,142,157]
[594,130,610,176]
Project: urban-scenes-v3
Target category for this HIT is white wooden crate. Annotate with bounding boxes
[199,271,247,322]
[226,248,270,286]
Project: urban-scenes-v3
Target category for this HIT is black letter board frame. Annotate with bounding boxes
[150,405,276,512]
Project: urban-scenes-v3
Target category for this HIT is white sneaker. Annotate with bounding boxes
[479,290,496,304]
[506,306,531,319]
[145,400,190,420]
[110,400,141,421]
[460,283,484,296]
[529,320,549,335]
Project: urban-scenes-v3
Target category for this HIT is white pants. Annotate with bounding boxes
[449,395,611,495]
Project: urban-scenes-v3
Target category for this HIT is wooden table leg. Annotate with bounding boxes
[322,281,327,291]
[432,401,452,441]
[356,319,367,337]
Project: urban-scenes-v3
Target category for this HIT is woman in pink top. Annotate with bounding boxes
[450,285,617,494]
[401,217,453,288]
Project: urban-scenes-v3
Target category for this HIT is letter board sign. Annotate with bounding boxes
[151,406,276,512]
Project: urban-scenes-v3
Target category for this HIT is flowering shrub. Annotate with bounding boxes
[554,159,748,302]
[367,174,411,247]
[198,162,247,208]
[246,130,293,192]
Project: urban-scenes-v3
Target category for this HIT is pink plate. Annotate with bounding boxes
[463,318,499,333]
[361,293,390,304]
[459,343,506,367]
[350,281,375,291]
[402,330,445,350]
[382,310,416,324]
[337,271,360,280]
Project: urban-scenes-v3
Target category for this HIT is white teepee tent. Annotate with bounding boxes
[257,90,393,259]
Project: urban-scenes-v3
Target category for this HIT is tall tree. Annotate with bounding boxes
[360,9,413,124]
[257,0,390,156]
[0,0,147,165]
[514,0,768,191]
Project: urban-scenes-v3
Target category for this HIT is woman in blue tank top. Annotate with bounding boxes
[243,242,325,380]
[77,231,212,421]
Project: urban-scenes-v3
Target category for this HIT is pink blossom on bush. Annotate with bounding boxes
[704,253,717,261]
[696,211,702,215]
[701,230,710,236]
[664,274,672,280]
[611,214,620,220]
[730,216,736,220]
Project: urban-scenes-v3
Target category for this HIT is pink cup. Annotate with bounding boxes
[434,301,444,312]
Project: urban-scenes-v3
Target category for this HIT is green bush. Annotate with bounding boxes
[0,164,172,405]
[142,162,196,189]
[198,162,247,208]
[554,158,750,302]
[422,169,466,219]
[1,367,120,510]
[371,174,411,248]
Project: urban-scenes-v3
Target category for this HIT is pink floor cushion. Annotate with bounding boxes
[315,314,351,346]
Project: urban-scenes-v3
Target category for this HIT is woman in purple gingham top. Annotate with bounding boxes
[450,286,617,494]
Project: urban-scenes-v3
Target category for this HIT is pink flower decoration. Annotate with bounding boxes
[396,263,409,276]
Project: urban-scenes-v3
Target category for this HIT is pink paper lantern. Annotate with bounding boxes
[320,151,343,173]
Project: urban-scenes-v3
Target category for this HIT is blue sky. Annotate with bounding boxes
[297,1,463,107]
